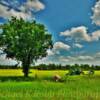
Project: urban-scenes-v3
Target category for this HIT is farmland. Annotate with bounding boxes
[0,69,100,100]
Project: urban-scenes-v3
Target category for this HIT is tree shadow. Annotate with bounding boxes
[0,76,35,82]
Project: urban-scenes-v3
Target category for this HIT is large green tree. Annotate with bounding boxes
[0,17,53,77]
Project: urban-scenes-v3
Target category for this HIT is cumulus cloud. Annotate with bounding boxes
[53,42,70,50]
[92,30,100,41]
[0,0,45,19]
[74,43,83,48]
[47,49,55,56]
[0,54,17,65]
[60,26,100,42]
[47,42,70,56]
[22,0,45,12]
[60,26,91,42]
[92,0,100,26]
[0,4,31,19]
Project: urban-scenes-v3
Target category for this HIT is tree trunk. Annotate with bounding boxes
[23,65,29,77]
[22,52,31,77]
[22,61,30,77]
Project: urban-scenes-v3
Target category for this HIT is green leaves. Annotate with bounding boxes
[0,17,53,64]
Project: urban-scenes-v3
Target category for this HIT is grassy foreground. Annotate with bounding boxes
[0,69,100,100]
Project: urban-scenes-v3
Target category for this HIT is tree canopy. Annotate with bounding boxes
[0,17,53,77]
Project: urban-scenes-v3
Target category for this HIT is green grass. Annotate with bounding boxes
[0,69,100,100]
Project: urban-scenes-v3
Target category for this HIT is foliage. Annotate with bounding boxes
[0,17,53,77]
[67,64,84,75]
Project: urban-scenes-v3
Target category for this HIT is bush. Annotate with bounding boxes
[67,65,84,75]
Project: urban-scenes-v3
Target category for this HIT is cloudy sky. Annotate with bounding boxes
[0,0,100,65]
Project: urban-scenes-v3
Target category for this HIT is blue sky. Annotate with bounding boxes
[36,0,97,36]
[0,0,100,65]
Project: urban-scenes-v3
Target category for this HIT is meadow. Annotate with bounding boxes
[0,69,100,100]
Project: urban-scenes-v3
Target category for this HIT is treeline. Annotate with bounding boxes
[0,64,100,70]
[0,65,19,69]
[33,64,100,70]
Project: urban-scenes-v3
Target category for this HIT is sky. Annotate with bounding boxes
[0,0,100,65]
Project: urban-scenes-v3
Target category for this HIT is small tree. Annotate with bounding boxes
[0,17,53,77]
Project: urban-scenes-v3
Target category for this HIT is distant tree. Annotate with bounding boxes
[0,17,53,77]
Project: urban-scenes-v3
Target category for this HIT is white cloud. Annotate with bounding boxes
[0,0,45,19]
[58,56,69,62]
[0,54,17,65]
[53,42,70,50]
[60,26,100,42]
[60,26,91,42]
[92,30,100,41]
[47,49,54,56]
[95,52,100,59]
[92,0,100,26]
[77,56,93,60]
[96,52,100,56]
[22,0,45,12]
[58,55,94,62]
[46,42,70,56]
[0,5,31,19]
[74,43,83,48]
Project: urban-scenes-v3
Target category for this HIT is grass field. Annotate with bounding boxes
[0,69,100,100]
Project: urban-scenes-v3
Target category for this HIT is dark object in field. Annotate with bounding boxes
[53,74,61,82]
[67,68,84,76]
[88,70,94,75]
